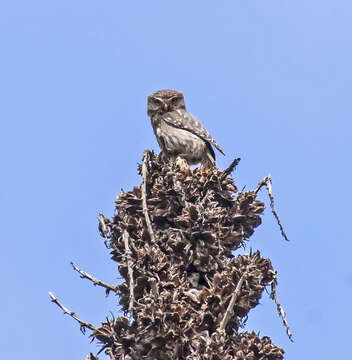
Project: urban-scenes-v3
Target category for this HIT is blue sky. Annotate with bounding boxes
[1,1,351,359]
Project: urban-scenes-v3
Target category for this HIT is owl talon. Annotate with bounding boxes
[158,151,168,163]
[176,156,191,175]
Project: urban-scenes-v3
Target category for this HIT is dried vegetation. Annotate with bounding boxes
[51,150,291,359]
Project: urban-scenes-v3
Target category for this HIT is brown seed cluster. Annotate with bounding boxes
[95,152,284,359]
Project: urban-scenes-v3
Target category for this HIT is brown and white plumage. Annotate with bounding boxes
[147,89,224,167]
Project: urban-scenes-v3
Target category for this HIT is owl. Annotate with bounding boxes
[147,89,224,167]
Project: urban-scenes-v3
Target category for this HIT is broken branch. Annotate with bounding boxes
[219,260,252,331]
[98,214,110,248]
[122,231,135,313]
[141,150,157,244]
[254,174,289,241]
[271,282,294,342]
[49,291,98,334]
[220,157,241,181]
[71,262,120,296]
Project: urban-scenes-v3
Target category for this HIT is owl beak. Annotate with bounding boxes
[163,103,169,112]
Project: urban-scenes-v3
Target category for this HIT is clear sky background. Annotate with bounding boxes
[1,1,351,359]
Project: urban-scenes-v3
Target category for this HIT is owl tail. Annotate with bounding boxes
[203,144,216,168]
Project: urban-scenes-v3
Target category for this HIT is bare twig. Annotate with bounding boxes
[49,291,98,334]
[220,157,241,181]
[219,259,252,331]
[71,262,120,296]
[141,150,156,244]
[254,174,289,241]
[85,353,99,360]
[106,349,115,360]
[98,214,110,247]
[122,231,135,313]
[271,282,294,342]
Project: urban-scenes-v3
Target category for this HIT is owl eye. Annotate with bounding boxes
[171,97,180,104]
[153,98,163,105]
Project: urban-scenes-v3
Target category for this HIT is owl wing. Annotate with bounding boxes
[161,109,225,155]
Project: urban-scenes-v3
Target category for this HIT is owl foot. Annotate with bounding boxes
[176,156,191,175]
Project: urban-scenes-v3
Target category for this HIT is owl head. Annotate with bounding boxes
[147,89,186,117]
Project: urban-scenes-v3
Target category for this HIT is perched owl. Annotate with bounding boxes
[147,89,224,167]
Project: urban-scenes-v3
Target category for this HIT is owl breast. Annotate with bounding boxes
[157,119,207,164]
